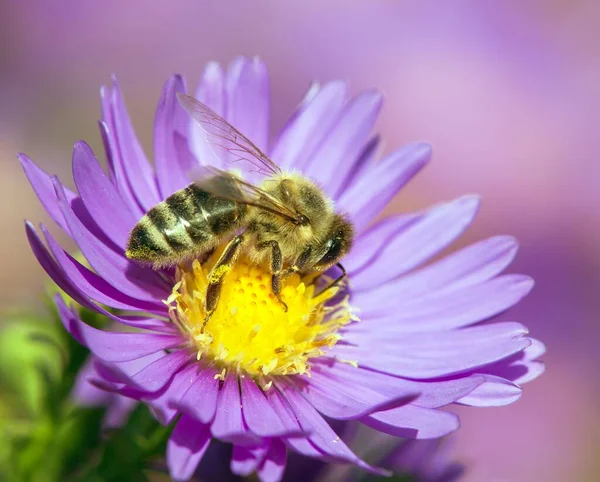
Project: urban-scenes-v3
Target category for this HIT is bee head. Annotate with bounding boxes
[313,214,354,270]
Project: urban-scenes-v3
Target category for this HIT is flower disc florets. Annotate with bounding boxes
[166,249,354,378]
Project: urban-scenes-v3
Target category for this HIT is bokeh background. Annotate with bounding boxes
[1,1,598,481]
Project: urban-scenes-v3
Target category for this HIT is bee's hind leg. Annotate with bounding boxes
[203,234,245,329]
[256,240,288,312]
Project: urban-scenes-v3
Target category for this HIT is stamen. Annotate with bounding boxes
[165,251,355,379]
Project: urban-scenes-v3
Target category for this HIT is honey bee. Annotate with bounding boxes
[126,94,354,321]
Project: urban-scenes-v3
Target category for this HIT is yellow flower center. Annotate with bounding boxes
[165,252,355,378]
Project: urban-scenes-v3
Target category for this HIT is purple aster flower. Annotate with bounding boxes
[20,57,544,482]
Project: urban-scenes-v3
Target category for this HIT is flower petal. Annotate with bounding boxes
[313,360,483,409]
[42,225,165,313]
[56,296,181,362]
[211,373,257,445]
[53,178,168,302]
[240,376,301,437]
[174,366,220,424]
[19,153,77,233]
[190,61,226,169]
[340,134,381,194]
[478,338,546,386]
[72,140,137,249]
[292,367,417,420]
[456,374,522,407]
[97,118,143,218]
[231,443,269,477]
[225,57,270,154]
[335,322,532,379]
[351,274,534,331]
[303,90,382,197]
[146,364,199,424]
[363,405,460,439]
[96,350,189,395]
[345,213,421,276]
[375,235,520,299]
[28,224,168,332]
[266,388,326,459]
[102,77,160,211]
[280,386,389,475]
[167,415,211,482]
[271,82,347,171]
[257,439,287,482]
[155,75,192,198]
[350,195,480,292]
[338,142,431,233]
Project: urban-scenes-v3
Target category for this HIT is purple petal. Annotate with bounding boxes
[174,366,219,424]
[211,373,257,445]
[266,388,326,458]
[351,274,534,331]
[312,360,483,409]
[97,117,144,218]
[350,196,480,292]
[375,235,519,299]
[146,364,199,424]
[19,153,77,233]
[42,225,165,313]
[363,405,460,439]
[280,384,388,475]
[257,439,287,482]
[27,223,168,332]
[231,443,268,477]
[478,338,546,386]
[99,350,190,396]
[345,214,422,276]
[56,296,181,362]
[303,90,382,197]
[72,140,136,248]
[291,368,417,420]
[167,415,211,482]
[190,61,226,169]
[102,77,160,211]
[53,178,168,302]
[271,82,348,171]
[72,357,113,406]
[340,135,381,195]
[335,322,532,379]
[338,142,431,234]
[456,374,522,407]
[225,57,270,154]
[240,376,301,437]
[154,75,192,198]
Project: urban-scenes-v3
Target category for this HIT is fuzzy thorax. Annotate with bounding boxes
[165,252,355,378]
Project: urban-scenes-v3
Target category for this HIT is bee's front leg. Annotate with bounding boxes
[204,234,245,329]
[256,240,288,312]
[283,246,312,277]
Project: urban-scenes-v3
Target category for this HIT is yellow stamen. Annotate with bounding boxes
[166,250,355,378]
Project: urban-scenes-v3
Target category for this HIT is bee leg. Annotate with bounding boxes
[256,240,288,312]
[204,234,245,329]
[282,246,312,278]
[318,262,347,296]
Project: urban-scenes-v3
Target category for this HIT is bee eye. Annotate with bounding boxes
[315,238,343,268]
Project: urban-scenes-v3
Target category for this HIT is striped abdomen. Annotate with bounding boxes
[126,184,246,267]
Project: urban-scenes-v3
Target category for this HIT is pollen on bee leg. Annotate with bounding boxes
[164,250,356,378]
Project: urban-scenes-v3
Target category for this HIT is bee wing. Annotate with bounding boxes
[177,93,281,177]
[194,166,301,223]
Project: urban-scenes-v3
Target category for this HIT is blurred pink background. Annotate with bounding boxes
[1,1,599,481]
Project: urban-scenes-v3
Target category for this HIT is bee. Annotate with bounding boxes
[126,94,354,322]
